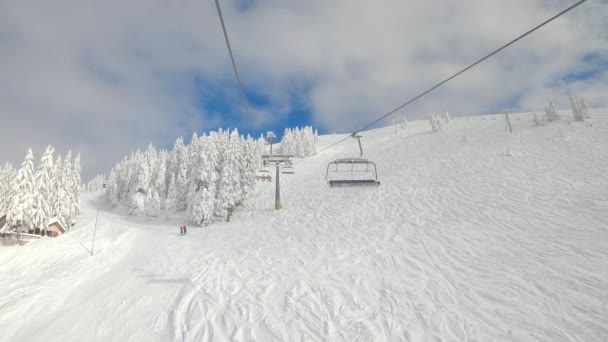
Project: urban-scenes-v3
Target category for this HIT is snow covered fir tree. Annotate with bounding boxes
[280,126,318,157]
[84,174,107,192]
[0,146,81,236]
[105,128,268,225]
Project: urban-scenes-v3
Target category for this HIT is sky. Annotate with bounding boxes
[1,0,606,180]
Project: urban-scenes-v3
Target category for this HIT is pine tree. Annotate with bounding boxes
[281,128,293,156]
[241,136,257,196]
[106,168,119,208]
[33,145,54,231]
[171,137,190,212]
[216,129,242,219]
[155,150,168,204]
[0,162,15,214]
[72,153,81,218]
[7,149,37,232]
[189,187,215,225]
[130,151,149,216]
[144,190,160,218]
[165,175,178,216]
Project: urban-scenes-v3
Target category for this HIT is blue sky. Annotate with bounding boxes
[560,53,608,83]
[1,0,606,179]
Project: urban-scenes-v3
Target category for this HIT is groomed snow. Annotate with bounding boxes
[1,111,607,341]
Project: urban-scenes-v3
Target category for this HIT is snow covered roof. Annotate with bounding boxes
[47,218,66,233]
[47,217,60,225]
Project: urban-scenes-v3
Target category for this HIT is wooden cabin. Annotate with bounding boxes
[46,219,66,237]
[0,214,6,231]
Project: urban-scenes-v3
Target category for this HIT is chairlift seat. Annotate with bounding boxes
[329,179,380,187]
[326,158,381,187]
[281,166,295,174]
[256,169,272,182]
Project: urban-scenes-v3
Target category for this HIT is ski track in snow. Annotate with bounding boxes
[1,112,608,341]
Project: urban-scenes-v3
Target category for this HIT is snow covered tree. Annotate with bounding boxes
[144,190,160,218]
[129,150,149,216]
[570,95,590,122]
[0,162,15,214]
[84,174,106,192]
[280,126,318,157]
[32,146,54,231]
[106,168,119,208]
[7,149,37,232]
[240,135,257,197]
[216,129,244,220]
[61,151,73,223]
[72,153,81,218]
[281,128,294,156]
[189,187,215,225]
[544,98,559,123]
[445,112,451,125]
[169,137,190,212]
[429,115,444,133]
[257,134,266,156]
[51,154,71,229]
[533,112,547,127]
[187,133,218,225]
[155,150,168,203]
[165,175,178,216]
[103,128,262,225]
[266,131,276,154]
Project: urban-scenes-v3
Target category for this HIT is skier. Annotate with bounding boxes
[183,225,187,235]
[179,226,183,235]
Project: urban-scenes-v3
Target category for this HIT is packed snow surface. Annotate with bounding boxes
[1,112,607,341]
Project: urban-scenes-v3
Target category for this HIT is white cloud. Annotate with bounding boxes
[1,0,606,179]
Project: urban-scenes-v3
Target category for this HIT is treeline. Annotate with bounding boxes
[0,146,81,234]
[280,126,318,157]
[84,174,106,192]
[105,129,263,225]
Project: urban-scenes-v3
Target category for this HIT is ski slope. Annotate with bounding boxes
[1,111,607,341]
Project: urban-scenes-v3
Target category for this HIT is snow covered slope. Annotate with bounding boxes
[1,111,607,342]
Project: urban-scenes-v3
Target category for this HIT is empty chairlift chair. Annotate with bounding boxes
[325,134,381,187]
[281,164,295,174]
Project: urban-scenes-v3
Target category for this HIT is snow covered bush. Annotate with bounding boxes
[104,128,262,225]
[570,95,590,122]
[280,126,317,157]
[429,115,444,133]
[533,112,547,127]
[544,98,560,123]
[393,116,408,133]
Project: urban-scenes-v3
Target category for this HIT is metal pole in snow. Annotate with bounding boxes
[275,163,281,210]
[91,207,99,256]
[504,109,513,134]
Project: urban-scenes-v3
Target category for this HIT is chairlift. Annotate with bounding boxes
[325,134,381,187]
[281,164,295,174]
[256,169,272,182]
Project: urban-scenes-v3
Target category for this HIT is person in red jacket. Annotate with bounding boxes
[183,225,187,235]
